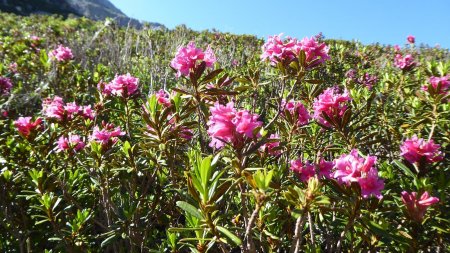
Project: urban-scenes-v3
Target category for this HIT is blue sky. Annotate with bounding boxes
[110,0,450,49]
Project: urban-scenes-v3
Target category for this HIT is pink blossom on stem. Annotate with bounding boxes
[394,54,416,71]
[155,89,171,107]
[103,73,139,98]
[81,105,96,120]
[318,158,334,179]
[261,34,298,65]
[56,134,85,153]
[207,102,262,149]
[401,191,439,222]
[407,35,415,44]
[290,159,316,182]
[298,36,331,68]
[42,96,65,120]
[14,117,42,137]
[259,134,281,156]
[313,87,351,127]
[261,34,330,68]
[422,76,450,95]
[91,123,125,147]
[49,45,73,62]
[0,76,13,96]
[282,99,311,126]
[8,62,18,73]
[234,110,263,138]
[170,41,216,78]
[333,149,383,199]
[357,168,384,199]
[64,102,80,120]
[400,135,443,164]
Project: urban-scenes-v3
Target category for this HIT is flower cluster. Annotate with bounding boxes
[282,99,311,126]
[407,35,415,44]
[422,76,450,96]
[170,41,216,78]
[90,123,125,147]
[14,117,42,137]
[0,76,13,96]
[155,89,171,107]
[56,134,85,153]
[259,134,281,156]
[313,87,351,127]
[290,158,333,182]
[42,96,95,121]
[102,73,139,98]
[333,150,384,199]
[261,34,330,68]
[345,70,378,90]
[400,135,443,164]
[401,191,439,222]
[49,45,73,62]
[207,102,262,149]
[299,36,331,68]
[394,54,416,71]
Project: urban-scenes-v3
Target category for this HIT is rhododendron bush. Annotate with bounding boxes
[0,13,449,252]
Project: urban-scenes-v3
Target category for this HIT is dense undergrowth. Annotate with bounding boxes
[0,12,449,252]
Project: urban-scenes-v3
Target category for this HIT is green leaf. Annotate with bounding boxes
[216,226,242,246]
[176,201,203,220]
[200,156,212,189]
[122,141,131,158]
[393,160,416,178]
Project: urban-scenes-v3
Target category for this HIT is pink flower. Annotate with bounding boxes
[318,158,334,179]
[56,134,85,153]
[31,36,41,42]
[14,117,43,137]
[81,105,96,120]
[333,150,383,199]
[170,41,216,78]
[155,89,171,107]
[407,35,415,44]
[207,102,262,149]
[394,54,416,71]
[8,62,18,73]
[0,76,13,96]
[400,135,443,164]
[357,168,384,199]
[282,99,311,126]
[42,96,95,121]
[290,159,316,182]
[49,45,73,62]
[358,73,378,90]
[64,102,80,120]
[234,110,263,138]
[91,123,125,147]
[42,96,65,120]
[259,134,281,156]
[298,36,330,68]
[394,45,401,52]
[261,34,330,68]
[103,73,139,98]
[401,191,439,222]
[422,76,450,95]
[261,34,298,65]
[313,87,351,127]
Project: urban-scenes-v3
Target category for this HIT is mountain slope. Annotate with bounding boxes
[0,0,162,28]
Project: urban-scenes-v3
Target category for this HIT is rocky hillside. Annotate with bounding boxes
[0,0,162,28]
